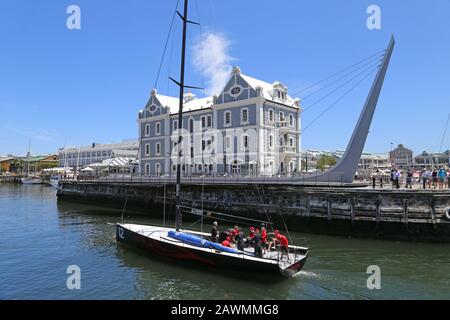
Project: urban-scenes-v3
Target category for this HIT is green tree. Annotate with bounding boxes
[317,154,337,171]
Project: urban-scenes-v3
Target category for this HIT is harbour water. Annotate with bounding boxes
[1,184,449,300]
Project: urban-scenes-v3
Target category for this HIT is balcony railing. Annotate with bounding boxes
[279,146,296,153]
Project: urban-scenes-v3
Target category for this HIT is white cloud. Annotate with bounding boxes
[192,31,234,96]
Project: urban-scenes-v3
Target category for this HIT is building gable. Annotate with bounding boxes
[216,68,257,104]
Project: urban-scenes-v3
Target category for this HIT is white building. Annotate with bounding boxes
[138,67,303,176]
[58,140,139,168]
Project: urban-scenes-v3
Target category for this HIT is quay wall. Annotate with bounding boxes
[57,180,450,242]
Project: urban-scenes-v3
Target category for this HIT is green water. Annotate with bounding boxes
[0,184,449,300]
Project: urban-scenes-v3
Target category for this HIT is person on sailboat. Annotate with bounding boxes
[245,227,255,247]
[251,228,263,258]
[261,227,268,254]
[268,230,290,262]
[235,229,245,251]
[221,236,233,248]
[211,221,219,243]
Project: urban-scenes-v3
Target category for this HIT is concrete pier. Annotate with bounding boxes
[57,179,450,243]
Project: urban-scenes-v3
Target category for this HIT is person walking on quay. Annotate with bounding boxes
[371,170,377,189]
[394,169,401,189]
[438,168,447,189]
[447,168,450,189]
[432,169,438,189]
[379,170,384,189]
[406,168,413,189]
[426,168,433,189]
[420,169,428,189]
[390,169,395,188]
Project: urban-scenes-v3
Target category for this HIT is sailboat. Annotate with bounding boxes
[116,0,309,278]
[21,140,43,185]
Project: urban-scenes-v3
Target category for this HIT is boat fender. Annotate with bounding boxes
[444,208,450,221]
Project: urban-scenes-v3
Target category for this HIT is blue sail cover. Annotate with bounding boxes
[168,231,240,254]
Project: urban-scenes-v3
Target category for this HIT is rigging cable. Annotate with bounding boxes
[302,60,381,113]
[154,0,180,90]
[257,184,293,246]
[439,113,450,152]
[194,0,206,97]
[254,183,275,234]
[301,56,383,102]
[291,49,385,97]
[302,67,378,133]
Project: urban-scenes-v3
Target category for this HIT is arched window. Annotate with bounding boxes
[145,144,150,156]
[145,163,150,175]
[156,143,161,156]
[289,114,294,126]
[156,122,161,135]
[145,124,150,136]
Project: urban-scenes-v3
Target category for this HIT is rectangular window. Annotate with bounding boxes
[269,135,273,149]
[201,117,206,128]
[269,110,274,123]
[289,138,294,147]
[289,115,294,126]
[191,147,194,158]
[243,135,249,149]
[207,115,212,127]
[189,119,194,133]
[224,111,231,126]
[242,109,248,124]
[156,143,161,156]
[202,140,206,151]
[173,120,178,132]
[225,136,232,151]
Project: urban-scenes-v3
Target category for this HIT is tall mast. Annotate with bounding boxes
[175,0,189,231]
[27,139,31,176]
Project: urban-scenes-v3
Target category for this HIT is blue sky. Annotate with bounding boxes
[1,0,450,156]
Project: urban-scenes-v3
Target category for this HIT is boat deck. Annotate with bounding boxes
[121,224,307,270]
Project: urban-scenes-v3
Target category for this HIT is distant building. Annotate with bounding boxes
[138,67,302,176]
[25,155,59,173]
[414,150,450,169]
[58,140,139,168]
[301,150,390,177]
[389,144,413,169]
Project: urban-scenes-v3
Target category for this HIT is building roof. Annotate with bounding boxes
[27,155,58,162]
[147,67,299,115]
[60,140,139,153]
[89,157,137,168]
[154,94,214,114]
[240,74,298,108]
